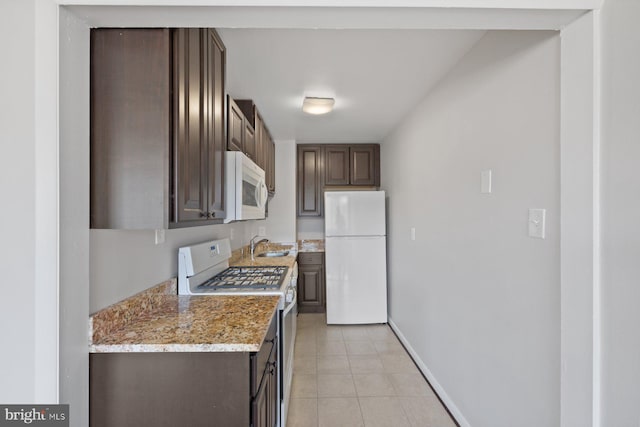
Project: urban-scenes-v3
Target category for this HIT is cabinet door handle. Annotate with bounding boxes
[199,211,208,218]
[209,212,216,219]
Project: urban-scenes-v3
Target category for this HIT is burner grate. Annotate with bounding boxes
[197,266,288,290]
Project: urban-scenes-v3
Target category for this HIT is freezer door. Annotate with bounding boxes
[325,191,386,237]
[325,236,387,324]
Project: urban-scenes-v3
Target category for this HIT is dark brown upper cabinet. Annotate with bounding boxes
[325,144,380,187]
[174,28,228,223]
[350,144,380,186]
[205,29,227,220]
[254,113,265,169]
[243,120,257,162]
[227,96,258,164]
[267,135,276,194]
[297,145,324,216]
[297,143,381,217]
[235,99,276,195]
[227,96,245,153]
[90,28,226,229]
[324,145,350,186]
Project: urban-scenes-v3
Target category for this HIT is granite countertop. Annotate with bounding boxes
[89,240,321,354]
[229,245,298,268]
[297,239,325,252]
[90,294,280,353]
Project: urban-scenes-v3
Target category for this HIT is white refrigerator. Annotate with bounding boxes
[324,191,388,324]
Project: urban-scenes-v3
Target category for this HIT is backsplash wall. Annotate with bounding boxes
[297,217,325,240]
[90,221,259,313]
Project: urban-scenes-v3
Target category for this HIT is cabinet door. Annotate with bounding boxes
[205,29,226,220]
[255,114,265,169]
[350,145,379,186]
[252,373,269,427]
[227,96,244,152]
[268,137,276,193]
[244,121,257,162]
[298,264,325,313]
[252,346,278,427]
[324,145,350,186]
[90,352,250,427]
[297,145,323,216]
[173,28,208,222]
[90,29,171,229]
[267,339,278,427]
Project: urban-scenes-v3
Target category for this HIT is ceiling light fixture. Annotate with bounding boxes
[302,97,335,115]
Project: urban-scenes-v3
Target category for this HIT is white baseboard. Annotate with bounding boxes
[388,317,471,427]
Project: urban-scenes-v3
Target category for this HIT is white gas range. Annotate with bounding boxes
[177,238,297,427]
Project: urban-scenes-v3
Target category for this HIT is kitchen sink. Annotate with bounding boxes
[257,251,290,258]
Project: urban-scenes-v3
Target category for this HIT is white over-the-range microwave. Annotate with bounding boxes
[224,151,268,222]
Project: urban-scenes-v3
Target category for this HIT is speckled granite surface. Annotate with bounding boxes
[89,240,304,354]
[297,239,325,252]
[229,245,298,268]
[90,279,177,344]
[90,295,279,353]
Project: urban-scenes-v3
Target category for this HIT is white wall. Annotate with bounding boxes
[0,0,58,404]
[90,144,299,313]
[59,7,90,425]
[0,2,606,426]
[90,223,257,312]
[381,31,560,427]
[559,11,600,427]
[263,140,297,242]
[297,217,325,240]
[0,0,37,403]
[600,0,640,425]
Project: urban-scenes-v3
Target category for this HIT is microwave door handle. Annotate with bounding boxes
[261,181,268,207]
[256,179,267,209]
[254,180,264,208]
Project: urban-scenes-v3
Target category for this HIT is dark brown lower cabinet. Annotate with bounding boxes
[297,252,326,313]
[90,314,278,427]
[252,336,278,427]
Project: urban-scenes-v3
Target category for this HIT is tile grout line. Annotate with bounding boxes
[294,314,455,427]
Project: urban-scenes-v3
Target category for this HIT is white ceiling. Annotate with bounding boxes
[219,29,485,143]
[68,4,589,143]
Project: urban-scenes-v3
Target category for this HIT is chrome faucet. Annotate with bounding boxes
[250,235,269,258]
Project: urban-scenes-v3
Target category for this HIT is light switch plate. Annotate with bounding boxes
[528,209,546,239]
[154,229,165,245]
[481,170,492,194]
[410,227,416,241]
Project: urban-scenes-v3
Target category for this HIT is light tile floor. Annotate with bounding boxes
[287,313,458,427]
